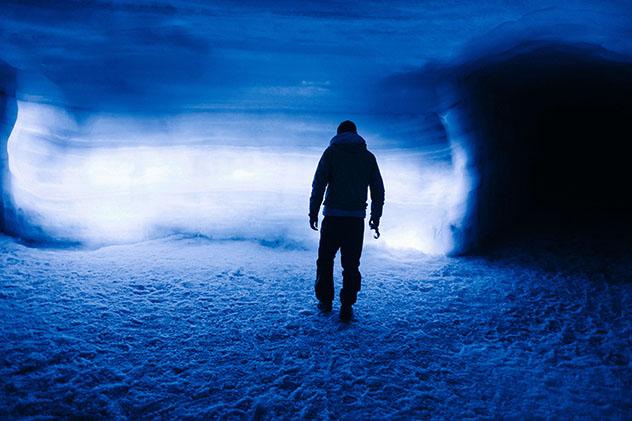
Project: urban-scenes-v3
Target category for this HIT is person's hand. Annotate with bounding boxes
[369,216,380,239]
[310,216,319,231]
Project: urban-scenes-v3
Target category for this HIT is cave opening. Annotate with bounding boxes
[458,44,632,249]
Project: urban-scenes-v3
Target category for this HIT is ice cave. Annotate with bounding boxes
[435,41,632,250]
[1,1,631,418]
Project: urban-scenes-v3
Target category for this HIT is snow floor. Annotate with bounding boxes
[1,233,631,418]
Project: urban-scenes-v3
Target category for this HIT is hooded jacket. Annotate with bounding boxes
[309,131,385,219]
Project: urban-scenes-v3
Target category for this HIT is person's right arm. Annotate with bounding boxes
[309,148,331,230]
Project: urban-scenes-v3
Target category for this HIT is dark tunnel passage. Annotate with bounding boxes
[448,43,632,250]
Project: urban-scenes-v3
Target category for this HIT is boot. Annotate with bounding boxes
[339,304,353,321]
[317,301,332,313]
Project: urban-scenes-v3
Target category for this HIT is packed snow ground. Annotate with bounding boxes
[1,233,630,418]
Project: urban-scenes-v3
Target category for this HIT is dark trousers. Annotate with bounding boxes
[315,216,364,306]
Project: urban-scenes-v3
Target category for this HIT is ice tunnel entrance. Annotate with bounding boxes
[449,43,632,249]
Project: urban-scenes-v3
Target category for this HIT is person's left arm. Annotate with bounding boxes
[369,154,385,231]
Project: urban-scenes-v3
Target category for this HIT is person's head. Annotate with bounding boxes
[337,120,357,135]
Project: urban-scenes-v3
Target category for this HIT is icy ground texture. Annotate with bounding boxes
[1,234,630,418]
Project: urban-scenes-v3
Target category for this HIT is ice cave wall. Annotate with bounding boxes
[435,42,632,250]
[2,41,631,254]
[0,60,17,235]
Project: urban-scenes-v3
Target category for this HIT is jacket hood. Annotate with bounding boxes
[329,131,366,146]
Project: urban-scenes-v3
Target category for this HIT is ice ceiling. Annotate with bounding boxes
[1,1,632,254]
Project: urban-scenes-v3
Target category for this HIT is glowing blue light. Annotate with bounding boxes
[7,101,470,254]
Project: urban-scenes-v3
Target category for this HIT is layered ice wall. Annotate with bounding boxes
[6,105,467,254]
[0,60,17,233]
[2,1,632,253]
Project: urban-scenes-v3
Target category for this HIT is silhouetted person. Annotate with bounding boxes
[309,120,384,321]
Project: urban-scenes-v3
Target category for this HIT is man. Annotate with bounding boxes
[309,120,385,321]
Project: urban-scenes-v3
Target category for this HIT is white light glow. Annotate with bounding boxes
[7,101,470,254]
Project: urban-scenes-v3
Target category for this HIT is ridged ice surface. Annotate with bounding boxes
[1,235,630,418]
